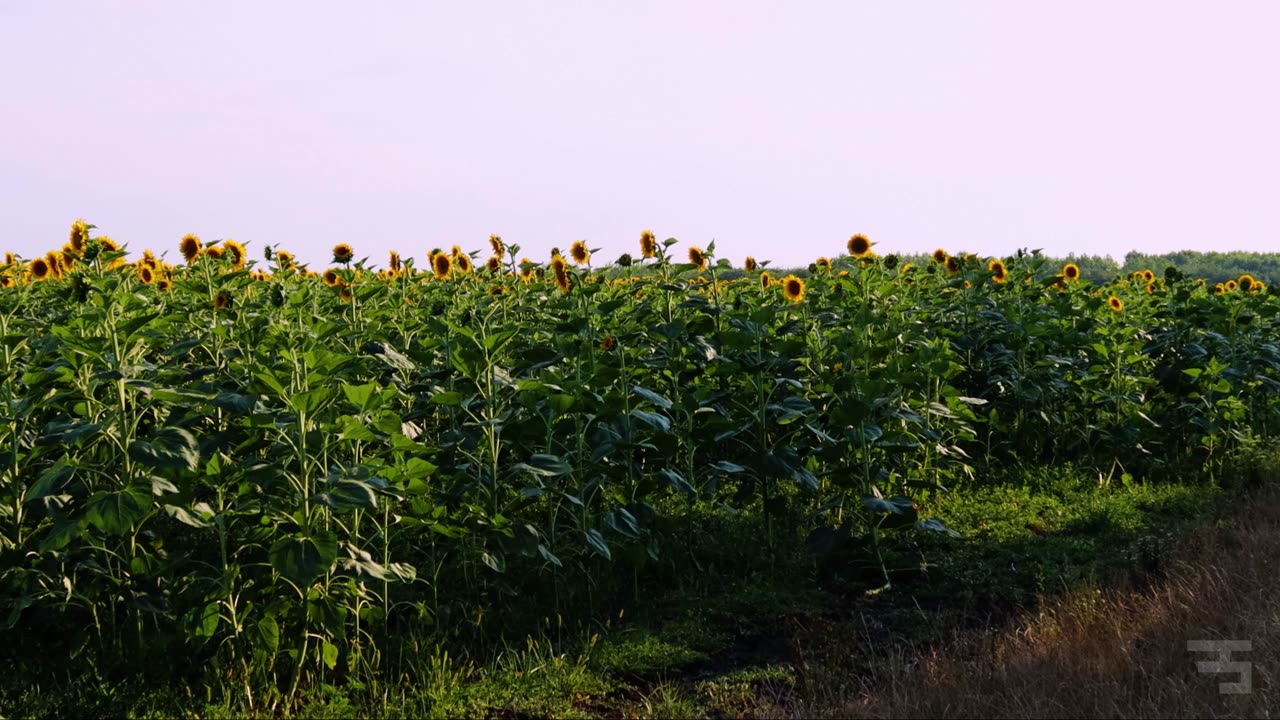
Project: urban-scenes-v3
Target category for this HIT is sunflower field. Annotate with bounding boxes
[2,222,1279,709]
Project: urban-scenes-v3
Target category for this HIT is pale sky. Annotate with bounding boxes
[3,1,1278,270]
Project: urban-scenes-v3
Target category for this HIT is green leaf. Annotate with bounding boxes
[252,614,279,654]
[430,391,463,406]
[129,427,200,472]
[86,485,151,535]
[313,478,379,512]
[631,385,673,410]
[584,529,612,560]
[342,382,383,413]
[290,387,335,415]
[269,533,339,588]
[24,459,74,503]
[322,641,339,670]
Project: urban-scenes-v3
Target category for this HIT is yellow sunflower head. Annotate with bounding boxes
[157,277,173,292]
[29,257,51,281]
[570,240,590,265]
[551,255,570,293]
[339,287,352,302]
[945,255,962,275]
[1108,296,1124,312]
[815,256,831,271]
[432,252,452,279]
[1063,263,1080,281]
[489,234,504,257]
[486,256,502,273]
[333,243,354,264]
[213,290,231,311]
[781,274,805,303]
[688,246,706,271]
[206,245,225,260]
[847,234,872,257]
[744,256,757,273]
[1146,283,1156,295]
[1142,269,1155,283]
[223,239,246,270]
[180,234,201,263]
[989,259,1007,283]
[323,268,341,287]
[388,250,401,273]
[1214,282,1225,295]
[1239,274,1255,291]
[69,219,89,253]
[455,254,473,273]
[932,248,948,265]
[1226,279,1238,291]
[0,275,14,289]
[640,230,657,259]
[138,264,155,284]
[275,250,295,271]
[519,257,535,283]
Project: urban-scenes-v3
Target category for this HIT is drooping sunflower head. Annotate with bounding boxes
[1063,263,1080,281]
[213,290,231,311]
[989,259,1008,283]
[486,256,502,273]
[688,246,706,271]
[1239,274,1256,291]
[68,218,89,253]
[323,268,342,287]
[138,264,156,284]
[815,256,831,271]
[333,243,354,264]
[848,234,872,257]
[29,257,51,281]
[640,230,657,259]
[744,256,757,273]
[781,274,805,303]
[1108,296,1124,312]
[551,254,570,293]
[180,234,201,263]
[432,252,452,279]
[900,262,913,275]
[388,250,401,273]
[570,240,590,265]
[932,248,948,265]
[489,234,504,257]
[945,255,962,275]
[223,239,247,270]
[206,245,225,260]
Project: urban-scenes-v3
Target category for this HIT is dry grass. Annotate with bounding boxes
[791,490,1280,719]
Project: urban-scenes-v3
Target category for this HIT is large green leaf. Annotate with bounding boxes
[86,485,152,535]
[129,427,200,472]
[269,532,339,588]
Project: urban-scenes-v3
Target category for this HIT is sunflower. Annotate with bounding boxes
[29,257,51,280]
[781,274,805,303]
[138,264,155,284]
[551,254,570,293]
[688,246,706,271]
[45,252,65,279]
[179,234,201,263]
[323,268,341,287]
[570,240,590,265]
[640,230,657,259]
[157,277,173,291]
[1063,263,1080,281]
[3,252,14,267]
[455,254,473,273]
[328,243,352,264]
[815,256,831,271]
[432,252,452,279]
[339,287,352,302]
[275,250,295,271]
[847,234,872,257]
[1214,283,1225,295]
[1142,269,1155,283]
[387,250,401,274]
[1196,278,1206,287]
[213,291,231,311]
[600,335,616,352]
[932,248,948,265]
[519,257,535,283]
[98,236,126,269]
[989,259,1007,283]
[1252,281,1266,294]
[1108,296,1124,312]
[900,263,913,275]
[1239,274,1256,291]
[218,239,244,270]
[1146,283,1156,295]
[206,245,225,260]
[489,234,504,257]
[744,256,757,272]
[945,255,961,275]
[486,256,502,273]
[0,276,13,289]
[68,218,89,253]
[1226,279,1238,291]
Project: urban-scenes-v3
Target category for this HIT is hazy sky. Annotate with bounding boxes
[3,1,1278,270]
